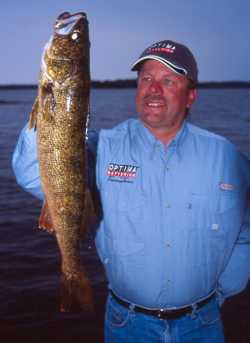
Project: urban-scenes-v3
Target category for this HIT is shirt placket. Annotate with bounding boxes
[159,142,177,302]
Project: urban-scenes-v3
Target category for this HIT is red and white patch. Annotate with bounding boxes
[107,163,139,180]
[219,182,234,191]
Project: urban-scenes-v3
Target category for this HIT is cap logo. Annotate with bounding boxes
[147,42,176,54]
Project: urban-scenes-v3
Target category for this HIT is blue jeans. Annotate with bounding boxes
[104,294,225,343]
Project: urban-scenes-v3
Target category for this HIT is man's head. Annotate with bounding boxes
[131,40,198,143]
[131,40,198,86]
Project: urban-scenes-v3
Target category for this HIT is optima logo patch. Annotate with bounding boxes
[107,163,139,179]
[147,42,176,54]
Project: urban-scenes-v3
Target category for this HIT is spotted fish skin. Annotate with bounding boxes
[29,12,93,312]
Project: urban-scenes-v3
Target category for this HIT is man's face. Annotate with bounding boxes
[136,60,197,137]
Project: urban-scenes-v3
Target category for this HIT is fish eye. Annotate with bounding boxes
[71,31,80,41]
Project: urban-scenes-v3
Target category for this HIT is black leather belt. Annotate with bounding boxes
[110,290,215,320]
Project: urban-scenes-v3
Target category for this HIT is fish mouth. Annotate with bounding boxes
[54,12,87,36]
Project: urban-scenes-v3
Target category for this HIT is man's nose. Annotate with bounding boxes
[149,80,163,93]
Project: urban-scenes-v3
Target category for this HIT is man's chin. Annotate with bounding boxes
[140,119,163,130]
[140,115,161,127]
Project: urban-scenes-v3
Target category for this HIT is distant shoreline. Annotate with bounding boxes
[0,80,250,90]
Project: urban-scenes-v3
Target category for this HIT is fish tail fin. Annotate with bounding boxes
[60,271,94,313]
[39,200,55,234]
[28,96,39,129]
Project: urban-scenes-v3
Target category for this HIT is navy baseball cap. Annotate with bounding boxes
[131,40,198,84]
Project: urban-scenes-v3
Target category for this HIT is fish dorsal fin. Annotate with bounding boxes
[39,199,55,234]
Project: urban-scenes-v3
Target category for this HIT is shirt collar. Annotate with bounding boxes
[136,119,188,159]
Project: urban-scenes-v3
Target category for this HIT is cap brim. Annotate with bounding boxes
[131,55,187,77]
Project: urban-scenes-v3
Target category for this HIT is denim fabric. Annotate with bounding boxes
[104,294,225,343]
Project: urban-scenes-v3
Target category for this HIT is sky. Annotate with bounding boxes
[1,0,250,84]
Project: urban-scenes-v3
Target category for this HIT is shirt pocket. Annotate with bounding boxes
[186,192,213,231]
[101,181,145,256]
[104,179,145,225]
[214,189,243,244]
[103,177,143,206]
[216,188,241,213]
[185,193,225,270]
[116,182,144,213]
[114,186,145,255]
[188,189,242,233]
[200,189,243,269]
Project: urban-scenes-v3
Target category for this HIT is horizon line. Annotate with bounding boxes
[1,80,250,89]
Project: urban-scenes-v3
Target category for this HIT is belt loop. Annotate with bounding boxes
[190,303,198,319]
[129,303,135,313]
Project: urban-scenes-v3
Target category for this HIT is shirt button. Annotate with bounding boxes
[166,241,171,247]
[166,203,171,208]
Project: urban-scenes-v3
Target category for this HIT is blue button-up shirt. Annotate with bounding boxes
[12,119,250,309]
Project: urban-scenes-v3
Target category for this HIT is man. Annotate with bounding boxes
[13,40,250,342]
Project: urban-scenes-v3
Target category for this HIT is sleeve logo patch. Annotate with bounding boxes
[219,182,234,191]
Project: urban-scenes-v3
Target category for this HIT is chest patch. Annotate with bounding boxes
[107,163,139,182]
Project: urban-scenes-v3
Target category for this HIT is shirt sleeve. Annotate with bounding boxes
[12,124,44,200]
[12,125,99,201]
[217,157,250,303]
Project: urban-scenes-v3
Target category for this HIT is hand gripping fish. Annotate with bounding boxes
[28,12,94,312]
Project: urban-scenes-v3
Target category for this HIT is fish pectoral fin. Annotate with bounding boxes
[60,271,94,314]
[38,200,55,234]
[28,96,39,129]
[41,94,56,124]
[39,82,56,123]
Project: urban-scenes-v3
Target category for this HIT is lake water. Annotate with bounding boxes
[0,88,250,342]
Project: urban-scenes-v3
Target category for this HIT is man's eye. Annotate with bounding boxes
[141,76,152,82]
[164,79,174,86]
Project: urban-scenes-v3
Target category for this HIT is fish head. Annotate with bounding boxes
[42,12,90,84]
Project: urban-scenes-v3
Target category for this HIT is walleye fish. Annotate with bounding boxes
[29,12,94,312]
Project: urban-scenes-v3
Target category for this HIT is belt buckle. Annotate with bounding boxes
[157,308,168,320]
[156,307,188,320]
